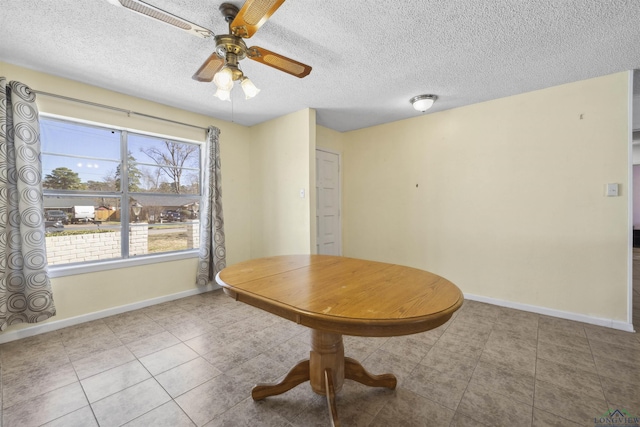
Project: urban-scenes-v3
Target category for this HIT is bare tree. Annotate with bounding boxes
[140,141,198,194]
[140,167,163,192]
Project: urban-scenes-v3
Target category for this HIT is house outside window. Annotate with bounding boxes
[40,117,202,269]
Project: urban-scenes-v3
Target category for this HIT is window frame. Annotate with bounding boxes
[40,113,203,278]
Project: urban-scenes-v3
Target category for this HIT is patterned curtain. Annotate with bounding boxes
[0,78,56,331]
[196,126,226,286]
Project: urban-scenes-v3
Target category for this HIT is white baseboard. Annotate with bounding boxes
[1,286,633,344]
[0,283,221,344]
[464,293,636,333]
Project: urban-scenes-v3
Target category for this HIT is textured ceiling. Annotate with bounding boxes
[1,0,639,132]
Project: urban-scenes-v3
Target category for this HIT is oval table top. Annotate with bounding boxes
[216,255,464,337]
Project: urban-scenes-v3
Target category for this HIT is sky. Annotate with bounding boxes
[39,118,199,187]
[40,118,120,183]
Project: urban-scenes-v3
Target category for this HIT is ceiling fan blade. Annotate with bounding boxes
[192,54,225,82]
[247,46,312,78]
[230,0,286,38]
[107,0,214,38]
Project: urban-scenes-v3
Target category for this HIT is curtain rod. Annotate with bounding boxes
[31,89,208,131]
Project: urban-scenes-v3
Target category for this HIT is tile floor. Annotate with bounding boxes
[0,275,639,426]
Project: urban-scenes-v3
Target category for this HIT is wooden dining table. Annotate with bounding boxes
[215,255,463,426]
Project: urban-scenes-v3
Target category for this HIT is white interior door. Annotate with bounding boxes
[316,149,341,255]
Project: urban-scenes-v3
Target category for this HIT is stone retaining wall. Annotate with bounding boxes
[186,221,199,249]
[45,222,199,265]
[46,231,122,265]
[129,224,149,257]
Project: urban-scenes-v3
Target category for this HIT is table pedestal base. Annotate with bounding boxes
[251,330,397,426]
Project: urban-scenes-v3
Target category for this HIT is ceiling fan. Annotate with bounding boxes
[107,0,312,100]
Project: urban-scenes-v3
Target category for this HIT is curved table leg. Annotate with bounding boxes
[324,368,340,427]
[344,357,397,390]
[252,359,310,400]
[251,331,396,427]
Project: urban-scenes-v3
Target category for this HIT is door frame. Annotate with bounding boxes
[315,147,343,256]
[628,70,636,331]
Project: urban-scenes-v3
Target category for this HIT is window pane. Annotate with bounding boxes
[131,223,193,255]
[42,155,120,191]
[128,194,201,257]
[133,163,200,194]
[128,134,200,194]
[41,118,121,191]
[44,196,122,266]
[40,117,202,266]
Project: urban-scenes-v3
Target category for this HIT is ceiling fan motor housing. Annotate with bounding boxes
[214,34,247,80]
[215,34,247,60]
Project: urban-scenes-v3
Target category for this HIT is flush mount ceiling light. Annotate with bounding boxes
[410,95,438,112]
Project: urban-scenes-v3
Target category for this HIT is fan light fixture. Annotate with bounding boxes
[211,56,260,101]
[214,88,232,101]
[410,95,437,112]
[213,67,234,91]
[212,69,260,101]
[241,77,260,99]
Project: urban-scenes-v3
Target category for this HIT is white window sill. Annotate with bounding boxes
[48,250,199,278]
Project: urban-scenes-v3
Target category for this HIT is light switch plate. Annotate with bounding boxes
[606,183,619,197]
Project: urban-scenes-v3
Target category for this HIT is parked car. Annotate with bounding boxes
[45,210,68,224]
[160,210,182,222]
[45,219,64,233]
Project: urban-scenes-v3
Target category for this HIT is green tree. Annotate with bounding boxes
[43,167,84,190]
[115,152,143,192]
[86,180,115,192]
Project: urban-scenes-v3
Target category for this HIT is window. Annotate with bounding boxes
[40,117,202,268]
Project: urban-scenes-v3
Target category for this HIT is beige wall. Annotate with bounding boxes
[342,72,631,322]
[249,108,314,257]
[1,62,253,327]
[47,259,196,319]
[317,125,345,154]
